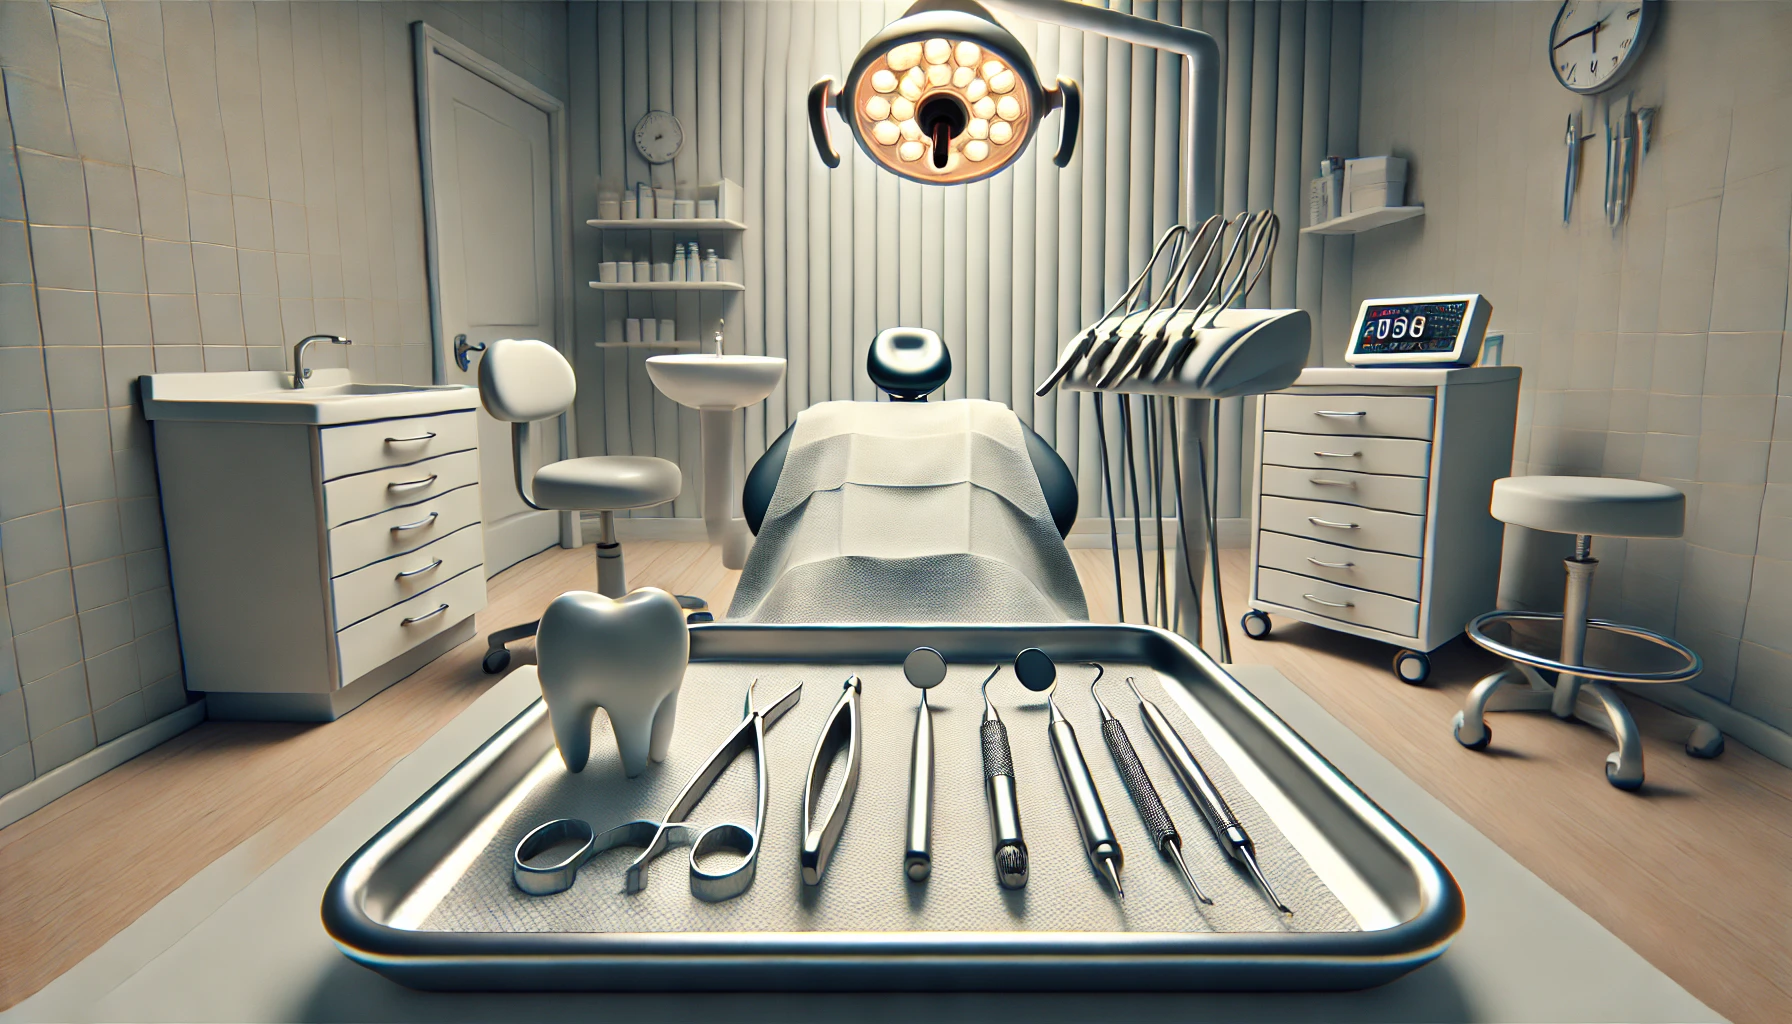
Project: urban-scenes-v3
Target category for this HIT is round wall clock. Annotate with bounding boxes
[633,110,684,164]
[1549,1,1657,94]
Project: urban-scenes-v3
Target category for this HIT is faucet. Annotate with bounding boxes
[712,318,725,357]
[292,335,352,389]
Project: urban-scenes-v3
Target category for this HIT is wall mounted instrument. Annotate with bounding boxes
[1017,650,1126,899]
[633,110,685,164]
[902,647,947,881]
[801,675,863,886]
[1548,1,1657,95]
[1089,665,1210,904]
[1345,294,1493,368]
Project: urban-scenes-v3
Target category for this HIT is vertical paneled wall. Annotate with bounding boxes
[0,0,566,798]
[568,1,1361,521]
[1351,1,1792,728]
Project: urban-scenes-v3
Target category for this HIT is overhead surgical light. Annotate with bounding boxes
[808,0,1079,185]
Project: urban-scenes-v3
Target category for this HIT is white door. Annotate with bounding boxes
[424,53,559,576]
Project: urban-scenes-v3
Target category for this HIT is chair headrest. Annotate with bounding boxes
[868,327,951,400]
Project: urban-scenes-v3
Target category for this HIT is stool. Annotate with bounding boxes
[1452,476,1724,790]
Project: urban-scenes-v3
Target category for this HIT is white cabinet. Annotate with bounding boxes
[152,404,488,721]
[1247,366,1519,678]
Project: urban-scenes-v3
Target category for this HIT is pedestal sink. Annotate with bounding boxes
[645,354,786,570]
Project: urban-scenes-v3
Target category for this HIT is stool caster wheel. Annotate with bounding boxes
[482,648,512,675]
[1241,610,1271,639]
[685,611,714,624]
[1685,722,1724,759]
[1393,649,1431,685]
[1452,712,1491,751]
[1605,755,1643,791]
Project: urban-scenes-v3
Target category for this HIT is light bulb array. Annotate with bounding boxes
[850,35,1032,183]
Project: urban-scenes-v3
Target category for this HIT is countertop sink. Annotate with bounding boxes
[645,354,786,410]
[140,370,479,425]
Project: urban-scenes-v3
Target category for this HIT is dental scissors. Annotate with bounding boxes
[513,677,803,902]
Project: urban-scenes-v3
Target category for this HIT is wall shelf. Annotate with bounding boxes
[587,281,745,292]
[1301,205,1424,236]
[586,218,747,231]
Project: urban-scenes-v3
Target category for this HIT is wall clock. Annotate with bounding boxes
[1549,1,1657,94]
[633,110,684,164]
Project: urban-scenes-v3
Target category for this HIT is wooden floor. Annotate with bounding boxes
[2,540,1788,1021]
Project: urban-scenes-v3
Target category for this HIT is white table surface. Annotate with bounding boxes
[7,665,1721,1023]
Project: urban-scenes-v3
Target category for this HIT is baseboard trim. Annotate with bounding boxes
[0,700,208,830]
[1621,681,1792,769]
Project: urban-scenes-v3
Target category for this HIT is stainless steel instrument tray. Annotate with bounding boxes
[322,624,1462,991]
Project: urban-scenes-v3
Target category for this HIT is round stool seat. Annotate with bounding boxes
[532,456,681,511]
[1490,476,1684,538]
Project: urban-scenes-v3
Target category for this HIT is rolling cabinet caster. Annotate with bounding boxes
[1451,711,1491,751]
[482,648,512,675]
[1392,649,1431,685]
[1241,610,1272,639]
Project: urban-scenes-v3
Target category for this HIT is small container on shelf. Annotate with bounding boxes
[697,199,717,219]
[597,262,618,283]
[633,260,650,282]
[597,196,620,221]
[615,261,635,283]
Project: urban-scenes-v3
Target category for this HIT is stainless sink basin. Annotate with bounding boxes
[140,370,479,425]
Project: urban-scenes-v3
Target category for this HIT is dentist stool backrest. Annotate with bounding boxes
[477,337,576,421]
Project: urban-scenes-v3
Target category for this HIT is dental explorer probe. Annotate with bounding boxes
[1017,650,1125,899]
[1088,666,1210,904]
[1126,677,1292,914]
[902,647,948,881]
[979,664,1028,890]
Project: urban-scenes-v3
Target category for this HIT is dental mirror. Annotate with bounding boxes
[1014,647,1057,696]
[903,647,947,690]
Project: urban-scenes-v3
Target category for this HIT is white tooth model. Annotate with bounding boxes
[535,588,689,777]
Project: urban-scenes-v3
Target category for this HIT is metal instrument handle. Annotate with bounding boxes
[905,695,934,880]
[1049,719,1123,877]
[1314,410,1366,418]
[1101,717,1176,850]
[1313,450,1361,458]
[1302,593,1353,608]
[1138,697,1241,837]
[384,432,437,444]
[396,558,444,579]
[400,603,449,625]
[1306,557,1355,569]
[1307,517,1359,529]
[390,512,439,532]
[388,474,439,492]
[980,718,1014,781]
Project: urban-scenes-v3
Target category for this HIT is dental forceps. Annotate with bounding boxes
[515,678,803,902]
[801,674,862,885]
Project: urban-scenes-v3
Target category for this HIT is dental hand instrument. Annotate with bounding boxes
[1155,211,1280,386]
[1126,677,1291,914]
[1038,225,1189,396]
[1019,651,1125,898]
[979,662,1028,889]
[1088,665,1208,904]
[902,647,948,881]
[542,677,802,903]
[801,675,862,886]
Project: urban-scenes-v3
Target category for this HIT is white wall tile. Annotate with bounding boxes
[148,293,199,345]
[152,344,200,374]
[16,618,83,690]
[72,556,127,613]
[3,70,77,158]
[6,569,74,635]
[0,347,48,414]
[116,495,162,554]
[100,344,152,407]
[124,548,168,597]
[191,242,239,294]
[200,344,247,372]
[83,160,139,234]
[160,2,232,194]
[0,743,34,791]
[134,625,179,684]
[0,283,42,343]
[90,229,145,293]
[0,690,28,753]
[197,293,245,348]
[270,200,307,253]
[28,713,94,774]
[142,237,194,294]
[134,168,189,241]
[62,493,122,565]
[140,671,184,720]
[97,292,151,347]
[29,225,94,289]
[18,151,89,226]
[0,412,62,521]
[43,344,104,409]
[232,196,274,252]
[1732,642,1792,733]
[92,690,144,745]
[37,287,99,346]
[78,598,132,659]
[1657,198,1722,334]
[83,640,137,709]
[186,190,234,246]
[52,409,114,506]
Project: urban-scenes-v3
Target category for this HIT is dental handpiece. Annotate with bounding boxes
[1047,695,1125,898]
[979,665,1028,889]
[1126,678,1292,914]
[902,647,947,882]
[1089,667,1210,904]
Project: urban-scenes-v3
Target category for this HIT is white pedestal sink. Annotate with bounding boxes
[645,354,786,570]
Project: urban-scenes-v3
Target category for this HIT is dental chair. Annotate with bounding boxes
[476,339,701,674]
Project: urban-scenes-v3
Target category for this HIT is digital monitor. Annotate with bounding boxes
[1345,294,1493,367]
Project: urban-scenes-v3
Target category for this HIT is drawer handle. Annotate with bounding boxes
[1307,557,1356,568]
[1313,450,1361,459]
[1302,593,1354,609]
[388,474,439,492]
[385,432,438,444]
[391,512,439,533]
[1307,516,1360,530]
[401,603,450,626]
[396,557,444,579]
[1309,476,1356,487]
[1315,410,1367,418]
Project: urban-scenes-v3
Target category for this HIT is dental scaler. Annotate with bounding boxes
[1126,677,1292,915]
[1017,649,1125,900]
[1088,665,1210,905]
[979,664,1028,889]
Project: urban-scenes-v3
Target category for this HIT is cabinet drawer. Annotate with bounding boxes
[328,483,481,576]
[1260,465,1429,516]
[318,411,477,481]
[1263,393,1435,440]
[1256,567,1418,638]
[336,565,486,686]
[1261,431,1432,478]
[323,449,479,528]
[1260,495,1425,558]
[331,524,485,629]
[1257,531,1421,601]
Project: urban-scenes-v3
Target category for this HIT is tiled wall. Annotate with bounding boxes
[1351,2,1792,731]
[0,0,567,798]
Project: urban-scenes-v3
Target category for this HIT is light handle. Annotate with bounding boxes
[808,78,841,168]
[1049,76,1080,167]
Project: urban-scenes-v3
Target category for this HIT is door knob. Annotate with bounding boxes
[454,334,487,372]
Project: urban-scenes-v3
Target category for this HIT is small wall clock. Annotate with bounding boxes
[633,110,684,164]
[1549,1,1657,94]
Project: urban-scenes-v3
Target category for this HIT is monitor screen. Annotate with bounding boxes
[1355,300,1469,354]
